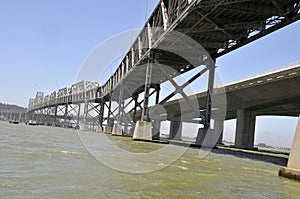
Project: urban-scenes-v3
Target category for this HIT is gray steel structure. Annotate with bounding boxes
[27,0,300,141]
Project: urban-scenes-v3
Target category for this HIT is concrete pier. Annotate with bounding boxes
[215,120,224,145]
[95,126,102,133]
[234,109,256,149]
[112,124,123,136]
[169,121,182,140]
[133,121,152,140]
[279,115,300,181]
[103,126,112,134]
[195,128,221,148]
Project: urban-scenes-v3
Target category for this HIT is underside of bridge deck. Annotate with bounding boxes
[27,0,300,147]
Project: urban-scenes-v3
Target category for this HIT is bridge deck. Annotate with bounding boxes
[160,62,300,121]
[28,0,300,119]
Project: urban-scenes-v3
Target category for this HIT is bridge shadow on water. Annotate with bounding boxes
[210,147,288,167]
[167,140,288,166]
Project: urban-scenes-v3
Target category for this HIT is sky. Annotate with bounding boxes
[0,0,300,147]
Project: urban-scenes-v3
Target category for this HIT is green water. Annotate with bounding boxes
[0,121,299,198]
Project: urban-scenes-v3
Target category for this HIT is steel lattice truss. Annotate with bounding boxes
[26,0,300,132]
[174,0,300,57]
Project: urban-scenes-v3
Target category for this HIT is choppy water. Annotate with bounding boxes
[0,121,299,199]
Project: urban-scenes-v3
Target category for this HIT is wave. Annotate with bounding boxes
[49,149,88,156]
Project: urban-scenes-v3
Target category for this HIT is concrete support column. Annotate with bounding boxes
[279,115,300,180]
[112,123,123,136]
[153,121,161,140]
[215,120,224,145]
[196,119,224,147]
[234,108,256,149]
[169,120,182,140]
[133,121,152,140]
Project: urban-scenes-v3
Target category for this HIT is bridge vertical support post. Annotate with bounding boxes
[204,65,215,129]
[31,112,34,123]
[46,108,50,125]
[279,114,300,180]
[63,104,68,128]
[104,96,113,134]
[36,110,41,124]
[215,119,224,145]
[97,100,105,132]
[169,120,182,140]
[152,84,161,140]
[129,94,139,136]
[112,84,124,136]
[43,109,47,125]
[234,108,256,150]
[133,50,153,141]
[141,52,153,122]
[76,104,81,129]
[42,109,46,125]
[196,65,215,146]
[82,101,88,130]
[132,95,138,123]
[52,105,58,127]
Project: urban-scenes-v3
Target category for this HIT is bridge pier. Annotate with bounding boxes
[215,119,224,145]
[112,83,125,136]
[195,120,224,148]
[279,115,300,180]
[52,105,58,126]
[75,104,81,129]
[234,108,256,150]
[169,120,182,140]
[133,120,152,140]
[112,123,123,135]
[105,95,113,133]
[152,84,161,140]
[133,51,154,141]
[97,100,105,132]
[63,104,68,128]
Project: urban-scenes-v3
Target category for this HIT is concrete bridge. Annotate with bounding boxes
[156,62,300,149]
[27,0,300,147]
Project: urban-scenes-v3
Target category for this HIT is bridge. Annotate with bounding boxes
[158,61,300,149]
[0,109,26,123]
[27,0,300,148]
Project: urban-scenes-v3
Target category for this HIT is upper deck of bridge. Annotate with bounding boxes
[28,0,300,111]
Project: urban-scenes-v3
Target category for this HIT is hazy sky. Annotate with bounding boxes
[0,0,299,147]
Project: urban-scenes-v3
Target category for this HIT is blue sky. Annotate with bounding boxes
[0,0,299,147]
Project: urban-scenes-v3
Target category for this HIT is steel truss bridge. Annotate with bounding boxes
[27,0,300,142]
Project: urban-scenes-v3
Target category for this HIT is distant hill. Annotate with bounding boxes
[0,103,26,111]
